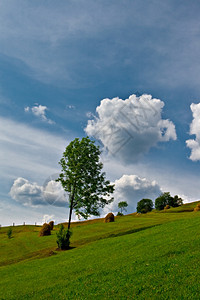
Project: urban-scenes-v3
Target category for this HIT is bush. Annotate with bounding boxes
[104,213,114,223]
[137,199,153,213]
[117,212,123,216]
[49,221,54,230]
[7,227,12,239]
[56,224,72,250]
[39,223,51,236]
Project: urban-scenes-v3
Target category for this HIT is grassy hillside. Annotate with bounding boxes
[1,202,200,299]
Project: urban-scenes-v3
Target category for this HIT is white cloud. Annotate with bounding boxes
[10,177,67,207]
[86,111,95,118]
[0,116,68,188]
[24,106,30,112]
[10,177,44,206]
[85,94,177,162]
[25,104,54,124]
[186,103,200,161]
[66,105,76,109]
[42,214,55,224]
[103,174,162,215]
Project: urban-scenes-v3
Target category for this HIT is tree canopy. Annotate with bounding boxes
[118,201,128,214]
[57,137,115,230]
[137,198,153,213]
[155,192,183,210]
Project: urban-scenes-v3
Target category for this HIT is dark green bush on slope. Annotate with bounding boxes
[56,224,72,250]
[7,227,12,239]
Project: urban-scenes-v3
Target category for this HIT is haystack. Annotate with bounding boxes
[49,221,54,230]
[104,213,114,223]
[39,223,51,236]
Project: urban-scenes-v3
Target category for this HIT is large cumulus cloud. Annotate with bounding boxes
[85,94,177,162]
[103,174,162,215]
[10,177,67,207]
[186,103,200,161]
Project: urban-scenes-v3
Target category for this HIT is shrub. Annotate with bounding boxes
[7,227,12,239]
[164,205,170,210]
[39,223,51,236]
[49,221,54,230]
[137,199,153,213]
[117,212,123,216]
[56,224,72,250]
[104,213,114,223]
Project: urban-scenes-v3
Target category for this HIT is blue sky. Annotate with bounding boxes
[1,0,200,226]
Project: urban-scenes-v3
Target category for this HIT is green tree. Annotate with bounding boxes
[155,192,173,210]
[171,195,183,207]
[57,137,114,234]
[118,201,128,215]
[137,199,153,213]
[155,192,183,210]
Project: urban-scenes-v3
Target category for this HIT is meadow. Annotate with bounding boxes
[0,201,200,299]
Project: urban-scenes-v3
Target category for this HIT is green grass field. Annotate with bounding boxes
[1,201,200,299]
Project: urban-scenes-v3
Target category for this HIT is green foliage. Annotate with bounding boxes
[57,137,114,230]
[56,224,72,250]
[7,227,12,239]
[117,212,124,216]
[172,195,183,207]
[155,192,183,210]
[137,198,153,213]
[118,201,128,214]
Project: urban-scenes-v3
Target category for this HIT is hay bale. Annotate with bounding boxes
[104,213,114,223]
[39,223,51,236]
[49,221,54,230]
[194,206,200,212]
[164,205,170,210]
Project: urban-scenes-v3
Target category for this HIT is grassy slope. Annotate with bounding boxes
[1,202,200,299]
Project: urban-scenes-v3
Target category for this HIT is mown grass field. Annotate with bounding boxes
[1,201,200,299]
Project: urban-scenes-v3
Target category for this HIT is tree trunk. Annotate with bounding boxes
[68,193,74,230]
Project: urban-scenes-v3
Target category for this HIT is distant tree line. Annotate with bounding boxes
[137,192,183,213]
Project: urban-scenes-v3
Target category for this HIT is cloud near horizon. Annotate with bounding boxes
[103,174,162,215]
[10,174,161,216]
[186,103,200,161]
[85,94,177,163]
[10,177,67,207]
